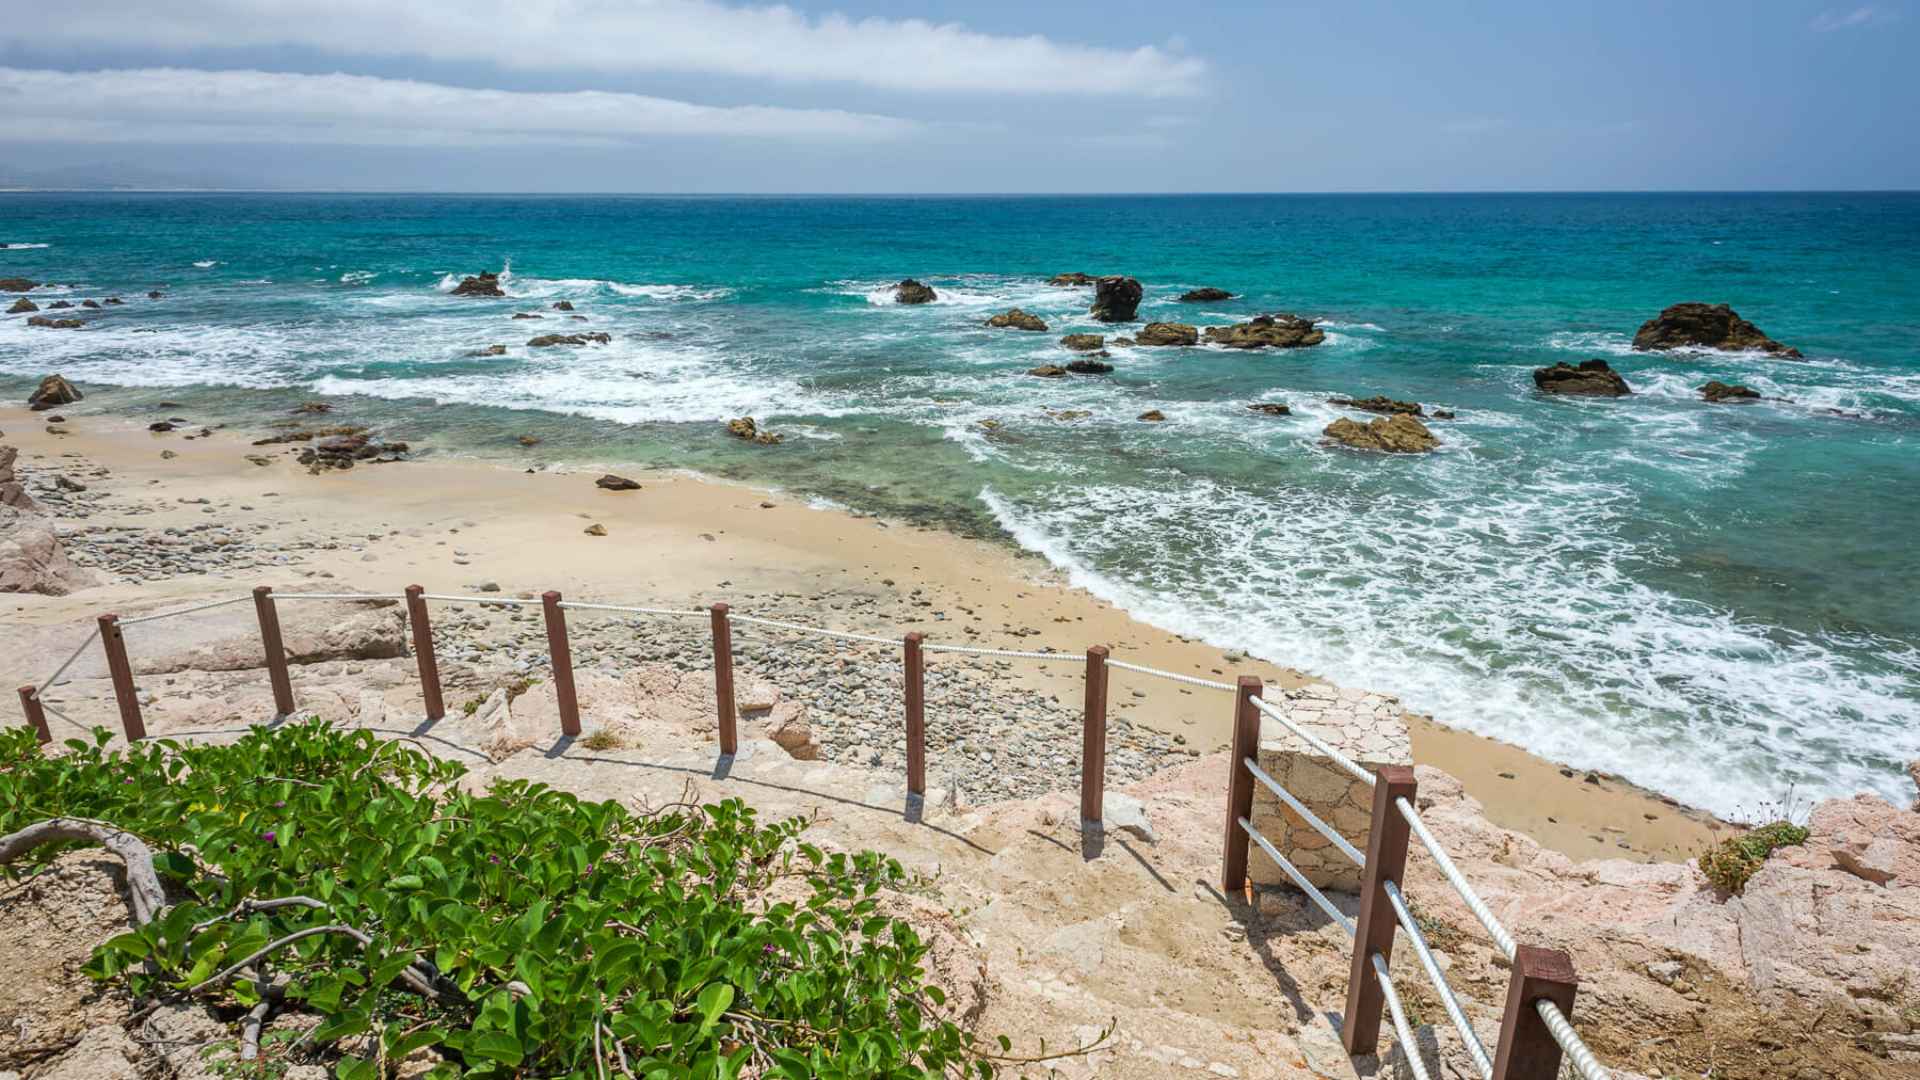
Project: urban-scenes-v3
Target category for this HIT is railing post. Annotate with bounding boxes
[252,586,296,718]
[542,591,581,737]
[710,602,736,756]
[1343,764,1419,1056]
[1080,645,1110,826]
[1491,946,1579,1080]
[97,614,145,742]
[17,686,49,745]
[904,632,926,796]
[1220,675,1262,892]
[403,585,444,722]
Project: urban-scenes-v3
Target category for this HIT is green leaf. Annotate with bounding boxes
[696,983,734,1031]
[464,1030,524,1066]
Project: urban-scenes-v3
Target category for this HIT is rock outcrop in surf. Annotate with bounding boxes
[1089,277,1143,322]
[1533,360,1632,396]
[1202,314,1324,349]
[1632,302,1801,358]
[893,279,937,304]
[451,272,505,297]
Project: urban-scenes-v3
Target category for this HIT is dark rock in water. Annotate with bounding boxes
[517,434,540,447]
[1247,402,1292,416]
[293,401,332,414]
[1060,333,1105,351]
[46,415,66,423]
[1203,314,1324,349]
[451,271,505,297]
[596,473,641,491]
[147,290,164,299]
[1028,365,1068,378]
[527,332,611,347]
[46,300,72,309]
[1633,302,1801,358]
[512,312,543,320]
[1701,380,1761,403]
[1431,409,1457,420]
[0,278,36,292]
[469,344,508,357]
[26,316,83,330]
[1332,395,1423,416]
[568,314,589,321]
[1137,409,1168,422]
[1135,322,1198,346]
[148,422,175,432]
[7,298,36,314]
[552,300,575,311]
[893,278,937,305]
[726,417,782,444]
[1066,358,1114,374]
[80,300,99,309]
[986,308,1048,331]
[104,297,123,305]
[1090,276,1143,322]
[1048,272,1097,286]
[296,430,411,472]
[1324,414,1438,453]
[1111,336,1136,347]
[1179,287,1234,302]
[1533,359,1632,396]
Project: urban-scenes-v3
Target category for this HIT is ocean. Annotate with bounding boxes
[2,191,1916,819]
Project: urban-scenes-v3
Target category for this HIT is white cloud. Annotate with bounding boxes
[1810,5,1898,30]
[6,0,1207,99]
[0,67,917,146]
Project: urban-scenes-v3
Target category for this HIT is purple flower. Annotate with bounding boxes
[273,800,286,809]
[260,831,276,843]
[762,944,775,955]
[122,777,134,785]
[488,855,500,865]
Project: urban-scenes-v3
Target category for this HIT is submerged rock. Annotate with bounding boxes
[512,312,543,320]
[527,332,611,347]
[1178,287,1233,302]
[1137,409,1168,422]
[1027,365,1068,378]
[7,297,37,314]
[292,401,332,414]
[451,271,505,297]
[1203,314,1324,349]
[1090,276,1143,322]
[1047,272,1097,286]
[1331,395,1423,416]
[1533,359,1632,396]
[552,300,575,311]
[1060,333,1105,351]
[726,417,782,444]
[893,278,937,304]
[469,344,508,357]
[0,277,36,292]
[1323,414,1438,453]
[1633,302,1801,358]
[986,308,1048,331]
[1701,380,1761,403]
[26,316,83,330]
[27,374,82,410]
[1247,402,1292,416]
[1134,322,1198,346]
[47,300,72,309]
[1065,358,1114,374]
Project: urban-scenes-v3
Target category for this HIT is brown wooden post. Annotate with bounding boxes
[1220,675,1262,892]
[17,686,49,745]
[252,586,296,718]
[710,603,736,756]
[903,632,926,796]
[403,585,445,722]
[97,614,145,742]
[541,591,581,737]
[1491,945,1579,1080]
[1080,645,1110,825]
[1343,764,1419,1056]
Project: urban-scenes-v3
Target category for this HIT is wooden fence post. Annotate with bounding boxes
[1220,675,1262,892]
[710,603,736,756]
[1080,645,1110,826]
[17,686,49,745]
[97,614,145,742]
[403,585,445,722]
[252,586,296,718]
[1491,945,1579,1080]
[904,632,926,796]
[541,591,581,737]
[1343,765,1419,1056]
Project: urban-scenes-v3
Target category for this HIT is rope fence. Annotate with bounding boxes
[11,580,1617,1079]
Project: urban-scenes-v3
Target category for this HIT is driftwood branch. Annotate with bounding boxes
[0,816,168,926]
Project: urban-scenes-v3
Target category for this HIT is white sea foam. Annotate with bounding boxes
[192,259,219,268]
[339,270,377,285]
[4,242,51,250]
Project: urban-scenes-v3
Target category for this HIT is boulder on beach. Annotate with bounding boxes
[596,473,641,491]
[1323,414,1438,453]
[1090,276,1143,322]
[26,316,83,330]
[1331,395,1423,416]
[1701,380,1761,403]
[1138,409,1168,422]
[7,298,36,314]
[1048,272,1097,286]
[0,277,35,292]
[893,278,937,305]
[1202,314,1325,349]
[1066,358,1114,374]
[1134,322,1198,346]
[1179,287,1234,302]
[1533,359,1632,396]
[0,504,94,595]
[726,417,782,445]
[1060,333,1105,352]
[986,308,1048,331]
[527,332,611,347]
[451,271,505,297]
[1633,302,1801,358]
[295,432,411,472]
[1247,402,1292,416]
[1027,365,1068,378]
[27,374,82,411]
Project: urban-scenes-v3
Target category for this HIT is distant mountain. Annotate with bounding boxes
[0,160,273,191]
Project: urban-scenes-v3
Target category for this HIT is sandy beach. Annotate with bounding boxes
[1,401,1723,860]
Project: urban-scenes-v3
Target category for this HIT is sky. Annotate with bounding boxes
[0,0,1913,193]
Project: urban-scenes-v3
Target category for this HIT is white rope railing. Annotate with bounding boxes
[1244,756,1363,866]
[1384,880,1494,1079]
[725,613,900,647]
[419,593,536,607]
[1237,816,1354,936]
[1249,695,1374,786]
[1105,659,1235,691]
[1537,1000,1608,1080]
[37,699,87,732]
[118,595,253,625]
[557,601,705,618]
[32,627,101,697]
[918,642,1066,661]
[1396,797,1518,960]
[1371,951,1433,1080]
[270,592,406,602]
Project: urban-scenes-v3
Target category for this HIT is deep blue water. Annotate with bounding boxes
[3,192,1918,817]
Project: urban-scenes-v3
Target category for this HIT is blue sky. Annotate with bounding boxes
[0,1,1912,192]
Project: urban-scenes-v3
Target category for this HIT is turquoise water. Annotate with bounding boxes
[3,192,1917,817]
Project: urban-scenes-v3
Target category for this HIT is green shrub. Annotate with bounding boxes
[0,722,1026,1078]
[1698,821,1810,895]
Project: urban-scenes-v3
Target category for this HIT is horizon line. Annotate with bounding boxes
[3,187,1919,197]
